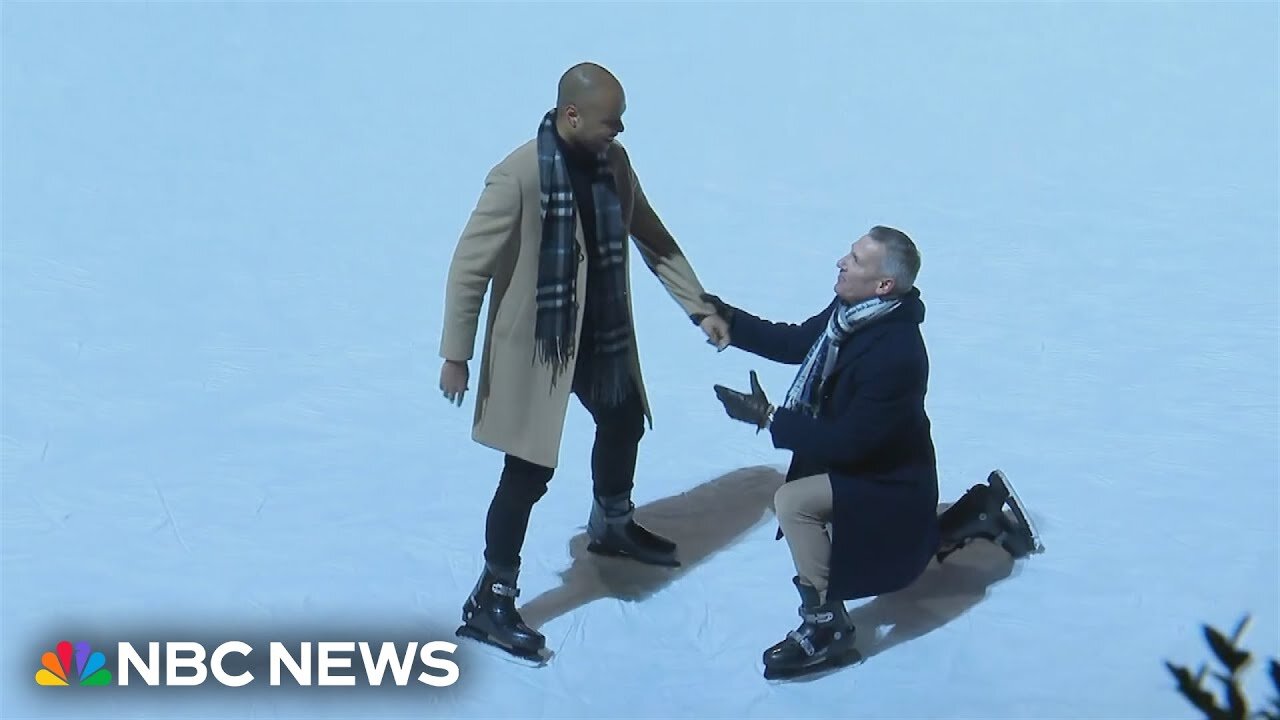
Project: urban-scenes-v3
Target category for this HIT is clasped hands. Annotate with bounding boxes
[699,293,776,433]
[697,295,731,351]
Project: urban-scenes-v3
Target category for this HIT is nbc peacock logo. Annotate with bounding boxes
[36,640,113,686]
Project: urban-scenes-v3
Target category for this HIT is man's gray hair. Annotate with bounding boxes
[868,225,921,293]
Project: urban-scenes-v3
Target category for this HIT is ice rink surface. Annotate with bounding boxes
[3,2,1276,718]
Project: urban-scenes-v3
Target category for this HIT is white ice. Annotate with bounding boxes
[3,2,1276,719]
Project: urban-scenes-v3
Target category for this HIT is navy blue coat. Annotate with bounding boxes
[726,288,940,601]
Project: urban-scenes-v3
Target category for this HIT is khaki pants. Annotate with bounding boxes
[773,473,834,603]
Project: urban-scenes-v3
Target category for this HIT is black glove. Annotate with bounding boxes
[691,292,736,326]
[713,370,774,432]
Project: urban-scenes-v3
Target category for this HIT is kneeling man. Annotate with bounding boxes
[703,226,1040,679]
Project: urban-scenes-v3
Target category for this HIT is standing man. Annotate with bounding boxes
[439,62,729,662]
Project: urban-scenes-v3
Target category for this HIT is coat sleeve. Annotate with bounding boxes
[439,166,520,362]
[624,157,718,323]
[728,302,832,365]
[767,337,920,469]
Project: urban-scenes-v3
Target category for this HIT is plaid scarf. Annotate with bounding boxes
[534,110,633,406]
[782,294,903,416]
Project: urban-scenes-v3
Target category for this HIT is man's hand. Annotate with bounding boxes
[700,314,730,351]
[440,359,469,406]
[713,370,774,432]
[696,293,734,351]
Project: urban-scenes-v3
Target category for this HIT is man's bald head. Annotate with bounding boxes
[554,62,626,154]
[557,62,623,108]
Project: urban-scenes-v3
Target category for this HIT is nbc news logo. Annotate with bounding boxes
[36,641,112,686]
[35,638,460,688]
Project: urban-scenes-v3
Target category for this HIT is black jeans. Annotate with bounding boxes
[482,352,645,572]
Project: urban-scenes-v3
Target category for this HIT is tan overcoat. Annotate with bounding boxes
[439,138,717,469]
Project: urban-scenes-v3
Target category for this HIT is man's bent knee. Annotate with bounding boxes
[773,474,832,521]
[773,482,799,519]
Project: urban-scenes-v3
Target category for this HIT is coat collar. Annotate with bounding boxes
[827,287,925,375]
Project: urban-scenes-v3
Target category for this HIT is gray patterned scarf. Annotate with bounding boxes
[534,110,633,406]
[783,294,903,416]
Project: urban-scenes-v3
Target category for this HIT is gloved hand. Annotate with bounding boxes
[713,370,774,432]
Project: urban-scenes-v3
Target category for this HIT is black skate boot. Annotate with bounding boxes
[762,577,859,680]
[585,492,679,567]
[936,469,1044,562]
[455,563,549,664]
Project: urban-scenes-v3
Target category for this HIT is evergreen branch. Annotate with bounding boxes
[1167,614,1278,720]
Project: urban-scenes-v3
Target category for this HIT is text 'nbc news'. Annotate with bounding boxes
[37,639,461,688]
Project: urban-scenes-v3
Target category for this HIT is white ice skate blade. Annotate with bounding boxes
[989,469,1045,554]
[466,639,553,668]
[456,628,554,668]
[762,650,864,683]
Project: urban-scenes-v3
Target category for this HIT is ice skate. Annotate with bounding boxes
[987,469,1044,556]
[455,563,552,666]
[586,492,680,567]
[761,577,860,680]
[936,469,1044,562]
